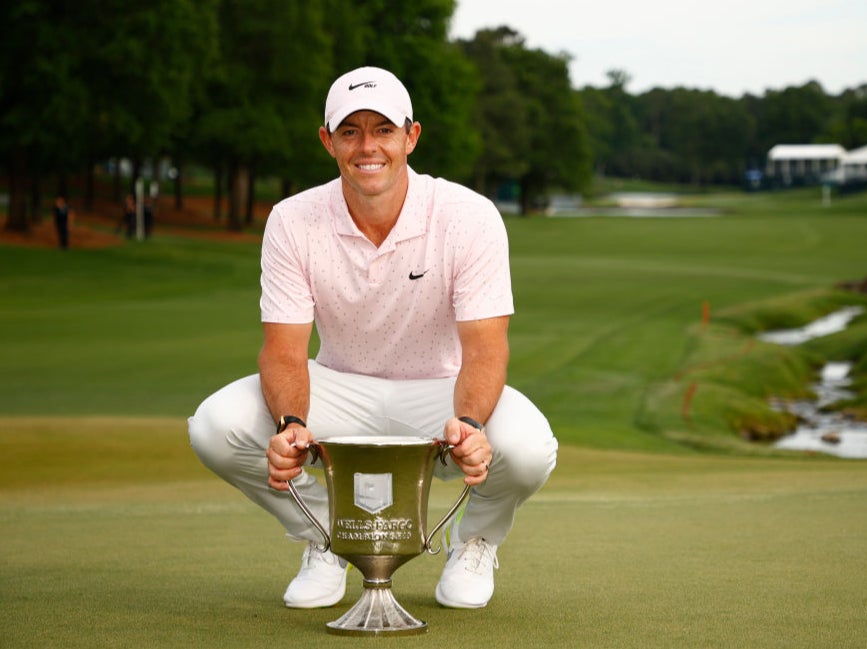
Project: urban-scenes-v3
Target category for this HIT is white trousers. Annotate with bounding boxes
[188,361,557,546]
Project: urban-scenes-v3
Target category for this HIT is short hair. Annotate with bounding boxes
[326,117,413,136]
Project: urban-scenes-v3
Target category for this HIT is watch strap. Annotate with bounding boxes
[458,416,485,431]
[277,415,307,433]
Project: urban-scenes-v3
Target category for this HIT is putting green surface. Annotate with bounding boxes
[2,418,865,648]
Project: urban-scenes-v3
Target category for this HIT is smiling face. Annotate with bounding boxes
[319,110,421,204]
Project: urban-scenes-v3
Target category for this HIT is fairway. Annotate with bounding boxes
[2,190,867,453]
[2,188,867,647]
[2,418,866,648]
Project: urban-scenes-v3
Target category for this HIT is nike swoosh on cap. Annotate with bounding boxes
[349,81,375,91]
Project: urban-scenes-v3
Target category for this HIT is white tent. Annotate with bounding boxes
[841,145,867,182]
[765,144,846,184]
[767,144,846,162]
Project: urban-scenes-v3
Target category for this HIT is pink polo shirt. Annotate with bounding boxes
[260,167,513,379]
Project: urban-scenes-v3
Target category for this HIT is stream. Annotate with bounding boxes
[759,306,866,458]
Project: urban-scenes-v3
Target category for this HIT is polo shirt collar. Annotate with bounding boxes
[331,167,428,248]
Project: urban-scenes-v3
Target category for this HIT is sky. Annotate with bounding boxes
[449,0,867,97]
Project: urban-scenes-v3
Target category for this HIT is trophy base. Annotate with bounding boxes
[326,580,428,636]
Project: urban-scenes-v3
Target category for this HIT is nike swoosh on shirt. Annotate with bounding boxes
[408,270,428,280]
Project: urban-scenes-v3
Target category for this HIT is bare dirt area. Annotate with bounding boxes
[1,194,267,249]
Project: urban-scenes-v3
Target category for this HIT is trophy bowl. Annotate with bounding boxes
[286,435,469,636]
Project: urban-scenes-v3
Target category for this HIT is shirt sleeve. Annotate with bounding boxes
[260,207,315,324]
[451,199,514,322]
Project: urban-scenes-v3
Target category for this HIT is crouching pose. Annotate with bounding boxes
[189,66,557,610]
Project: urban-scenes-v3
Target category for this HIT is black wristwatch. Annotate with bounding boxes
[276,415,306,434]
[458,416,485,431]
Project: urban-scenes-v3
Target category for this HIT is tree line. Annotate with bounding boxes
[2,1,865,231]
[582,70,867,186]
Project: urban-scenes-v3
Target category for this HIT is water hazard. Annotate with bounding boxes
[759,306,867,458]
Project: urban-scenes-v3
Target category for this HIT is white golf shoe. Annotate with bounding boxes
[283,543,349,608]
[435,536,499,608]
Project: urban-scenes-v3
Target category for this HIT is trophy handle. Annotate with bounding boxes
[285,443,331,552]
[423,442,472,555]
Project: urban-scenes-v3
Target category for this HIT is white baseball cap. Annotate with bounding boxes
[324,66,413,131]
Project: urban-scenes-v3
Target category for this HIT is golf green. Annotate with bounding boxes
[1,418,865,648]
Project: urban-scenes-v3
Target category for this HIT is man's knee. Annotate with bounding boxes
[188,374,267,473]
[494,427,558,493]
[188,403,230,474]
[188,391,246,474]
[488,387,558,492]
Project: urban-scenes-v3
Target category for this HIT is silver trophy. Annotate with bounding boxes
[287,436,469,636]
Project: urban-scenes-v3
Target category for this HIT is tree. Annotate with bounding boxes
[464,28,590,213]
[509,45,591,212]
[355,0,480,182]
[602,71,641,178]
[0,1,218,231]
[189,0,477,229]
[579,86,616,176]
[577,70,642,179]
[636,88,754,185]
[825,85,867,150]
[191,0,332,230]
[0,3,91,230]
[754,81,832,152]
[460,28,529,195]
[461,27,591,213]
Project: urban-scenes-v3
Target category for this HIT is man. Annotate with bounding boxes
[188,66,557,610]
[52,194,73,250]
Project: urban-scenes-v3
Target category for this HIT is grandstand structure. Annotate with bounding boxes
[765,144,867,186]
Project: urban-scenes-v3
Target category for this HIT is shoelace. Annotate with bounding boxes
[301,543,347,570]
[454,538,499,574]
[301,544,338,568]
